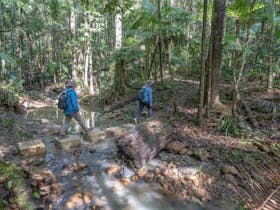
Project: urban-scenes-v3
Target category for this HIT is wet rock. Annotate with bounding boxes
[107,165,122,175]
[221,165,239,176]
[39,185,50,196]
[65,193,93,209]
[18,140,46,156]
[55,135,81,150]
[71,162,87,172]
[119,177,130,186]
[50,182,63,196]
[84,129,107,143]
[144,172,155,182]
[136,167,147,178]
[131,175,138,182]
[41,170,57,184]
[166,141,186,153]
[193,148,209,161]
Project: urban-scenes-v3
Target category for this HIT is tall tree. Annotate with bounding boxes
[198,0,208,125]
[205,0,227,114]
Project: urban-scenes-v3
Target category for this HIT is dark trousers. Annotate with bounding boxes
[135,102,152,120]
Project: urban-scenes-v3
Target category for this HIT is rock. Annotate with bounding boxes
[119,178,130,186]
[40,118,50,124]
[105,126,126,137]
[18,140,46,156]
[84,129,106,143]
[41,123,60,135]
[166,141,186,153]
[179,148,193,155]
[39,185,50,196]
[144,172,155,182]
[71,163,87,172]
[136,167,147,178]
[107,165,122,175]
[55,135,81,150]
[116,119,173,167]
[221,165,239,176]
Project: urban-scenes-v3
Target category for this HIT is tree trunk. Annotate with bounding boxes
[157,0,164,84]
[205,0,226,111]
[69,0,78,81]
[198,0,208,126]
[267,25,275,91]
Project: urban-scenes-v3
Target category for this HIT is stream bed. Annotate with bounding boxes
[24,106,224,210]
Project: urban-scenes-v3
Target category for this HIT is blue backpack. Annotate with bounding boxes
[137,87,146,102]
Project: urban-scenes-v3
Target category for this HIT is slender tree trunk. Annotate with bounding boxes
[157,0,164,84]
[113,5,127,95]
[198,0,208,125]
[267,25,275,91]
[69,0,78,81]
[205,0,226,110]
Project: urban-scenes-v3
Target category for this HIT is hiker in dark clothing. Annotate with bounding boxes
[134,80,154,124]
[60,81,88,137]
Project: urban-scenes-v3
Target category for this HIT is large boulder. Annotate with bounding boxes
[115,119,173,168]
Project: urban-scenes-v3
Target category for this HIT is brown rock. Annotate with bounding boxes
[166,141,186,153]
[221,165,239,176]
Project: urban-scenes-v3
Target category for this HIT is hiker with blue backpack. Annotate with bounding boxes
[59,81,88,137]
[134,80,154,124]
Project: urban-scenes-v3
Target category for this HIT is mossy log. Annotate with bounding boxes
[115,119,173,168]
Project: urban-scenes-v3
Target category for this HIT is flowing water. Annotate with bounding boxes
[25,106,231,210]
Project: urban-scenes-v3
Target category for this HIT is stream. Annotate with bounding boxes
[24,106,211,210]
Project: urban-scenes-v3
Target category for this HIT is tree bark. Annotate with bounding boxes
[205,0,226,110]
[198,0,208,126]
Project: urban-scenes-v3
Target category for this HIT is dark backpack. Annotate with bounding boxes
[58,91,69,110]
[137,87,146,102]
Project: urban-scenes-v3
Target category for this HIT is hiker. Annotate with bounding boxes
[60,81,88,137]
[134,80,154,124]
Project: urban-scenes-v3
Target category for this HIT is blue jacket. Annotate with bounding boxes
[63,88,79,115]
[143,85,153,105]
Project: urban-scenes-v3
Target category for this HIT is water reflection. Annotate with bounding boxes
[25,105,121,131]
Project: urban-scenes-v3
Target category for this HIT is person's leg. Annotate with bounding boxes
[146,103,152,118]
[135,102,145,122]
[60,115,72,136]
[72,112,87,131]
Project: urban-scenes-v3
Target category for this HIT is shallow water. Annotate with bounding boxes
[25,106,235,210]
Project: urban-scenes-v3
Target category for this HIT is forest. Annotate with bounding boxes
[0,0,279,209]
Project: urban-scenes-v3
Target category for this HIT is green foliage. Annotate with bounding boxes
[7,180,13,189]
[218,116,241,136]
[2,116,16,129]
[0,79,24,107]
[33,192,41,199]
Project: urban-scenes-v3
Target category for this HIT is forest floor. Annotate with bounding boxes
[0,79,279,210]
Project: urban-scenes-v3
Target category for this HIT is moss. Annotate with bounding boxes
[0,161,35,210]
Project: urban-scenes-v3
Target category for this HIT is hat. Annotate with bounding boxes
[66,81,77,87]
[146,80,154,85]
